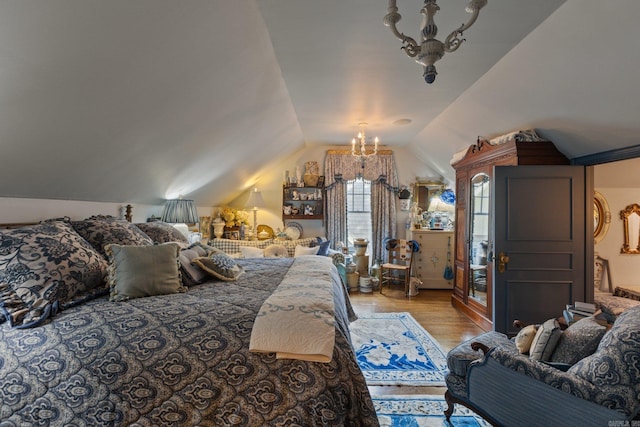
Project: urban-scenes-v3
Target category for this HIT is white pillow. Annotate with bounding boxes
[514,324,538,354]
[294,245,319,257]
[240,246,264,258]
[264,244,288,258]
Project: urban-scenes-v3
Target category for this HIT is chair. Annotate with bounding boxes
[380,239,417,295]
[444,305,640,426]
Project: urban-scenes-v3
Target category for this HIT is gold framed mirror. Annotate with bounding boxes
[620,203,640,254]
[593,191,611,244]
[413,179,446,212]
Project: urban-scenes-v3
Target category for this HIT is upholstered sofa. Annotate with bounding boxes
[445,305,640,426]
[207,236,329,257]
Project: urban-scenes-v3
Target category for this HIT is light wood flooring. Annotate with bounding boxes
[348,288,486,397]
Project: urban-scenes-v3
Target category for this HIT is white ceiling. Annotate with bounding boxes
[0,0,638,206]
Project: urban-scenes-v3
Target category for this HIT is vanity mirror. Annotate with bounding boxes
[620,203,640,254]
[413,179,446,212]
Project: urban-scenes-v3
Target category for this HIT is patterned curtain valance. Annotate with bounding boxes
[324,150,398,189]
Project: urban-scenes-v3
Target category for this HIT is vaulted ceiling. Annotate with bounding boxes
[1,1,638,206]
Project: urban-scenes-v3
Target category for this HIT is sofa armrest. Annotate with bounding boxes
[484,347,600,396]
[465,351,628,426]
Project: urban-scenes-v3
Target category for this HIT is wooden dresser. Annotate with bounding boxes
[408,229,455,289]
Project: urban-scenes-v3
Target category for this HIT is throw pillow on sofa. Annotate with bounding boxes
[529,318,562,361]
[514,324,538,354]
[550,316,607,365]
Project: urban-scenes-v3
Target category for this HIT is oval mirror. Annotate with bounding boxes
[594,191,611,244]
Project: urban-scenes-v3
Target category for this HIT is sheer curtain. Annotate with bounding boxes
[324,150,398,261]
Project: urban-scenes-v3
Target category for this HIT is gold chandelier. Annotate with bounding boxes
[351,123,379,160]
[384,0,487,84]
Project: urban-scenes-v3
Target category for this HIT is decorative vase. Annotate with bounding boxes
[303,173,319,187]
[354,238,368,256]
[212,217,225,239]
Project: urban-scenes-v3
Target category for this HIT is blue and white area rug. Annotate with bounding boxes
[350,312,449,386]
[373,395,491,427]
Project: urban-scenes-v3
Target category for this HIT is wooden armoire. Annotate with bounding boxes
[451,138,572,331]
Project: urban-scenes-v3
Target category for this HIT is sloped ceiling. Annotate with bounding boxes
[0,1,638,206]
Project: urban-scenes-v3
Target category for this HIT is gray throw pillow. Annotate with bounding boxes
[550,316,606,365]
[529,318,562,361]
[179,248,209,285]
[106,243,186,301]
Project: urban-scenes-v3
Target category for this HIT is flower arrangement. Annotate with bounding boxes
[220,207,250,227]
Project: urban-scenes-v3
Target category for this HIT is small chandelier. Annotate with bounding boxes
[384,0,487,84]
[351,123,379,160]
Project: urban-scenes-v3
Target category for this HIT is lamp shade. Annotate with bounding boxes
[246,188,265,209]
[161,199,199,224]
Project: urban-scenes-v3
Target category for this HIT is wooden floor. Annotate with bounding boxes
[349,287,486,397]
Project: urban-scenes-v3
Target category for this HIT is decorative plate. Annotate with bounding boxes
[256,224,274,240]
[287,221,303,238]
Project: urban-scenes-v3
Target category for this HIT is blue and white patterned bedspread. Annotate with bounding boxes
[0,258,378,426]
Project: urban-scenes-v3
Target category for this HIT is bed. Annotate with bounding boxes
[0,215,378,426]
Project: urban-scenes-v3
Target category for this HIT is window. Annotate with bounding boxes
[346,178,372,252]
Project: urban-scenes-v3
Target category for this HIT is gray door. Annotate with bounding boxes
[492,165,587,334]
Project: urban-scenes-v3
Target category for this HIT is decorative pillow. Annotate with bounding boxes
[264,244,288,258]
[240,246,264,258]
[514,324,538,354]
[178,248,209,286]
[310,237,331,256]
[614,286,640,302]
[106,243,186,301]
[186,242,222,257]
[135,221,189,244]
[568,306,640,417]
[597,294,640,318]
[529,318,563,361]
[0,221,108,328]
[549,316,607,365]
[71,217,153,258]
[294,245,319,257]
[193,253,245,282]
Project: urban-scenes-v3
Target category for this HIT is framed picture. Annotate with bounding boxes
[224,230,240,240]
[317,175,325,188]
[199,216,211,238]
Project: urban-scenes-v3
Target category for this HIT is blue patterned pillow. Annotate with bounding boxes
[568,306,640,417]
[134,221,189,244]
[0,221,108,328]
[71,216,153,258]
[311,237,331,256]
[550,317,606,365]
[193,253,244,281]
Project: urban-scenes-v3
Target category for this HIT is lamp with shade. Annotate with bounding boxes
[161,198,199,239]
[245,188,265,241]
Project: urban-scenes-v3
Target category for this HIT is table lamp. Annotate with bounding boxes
[161,198,199,238]
[246,188,265,240]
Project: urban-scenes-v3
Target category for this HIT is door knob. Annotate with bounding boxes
[497,252,509,273]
